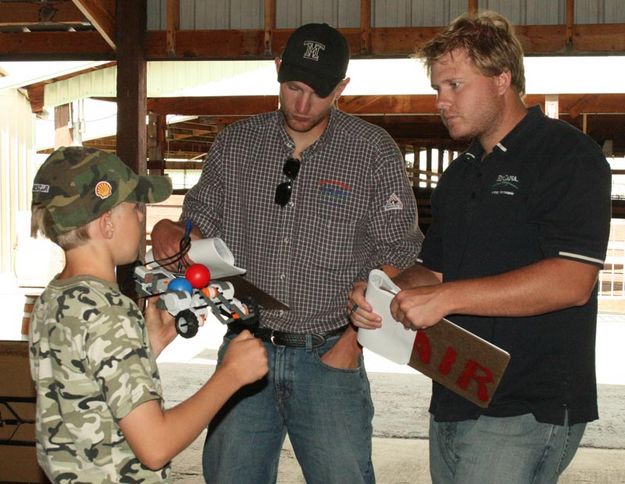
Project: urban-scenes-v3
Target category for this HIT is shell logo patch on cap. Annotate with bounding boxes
[95,181,113,199]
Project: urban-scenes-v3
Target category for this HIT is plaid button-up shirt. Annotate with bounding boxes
[182,108,423,333]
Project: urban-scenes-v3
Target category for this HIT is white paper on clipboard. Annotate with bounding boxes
[357,269,416,364]
[146,238,246,279]
[186,238,246,279]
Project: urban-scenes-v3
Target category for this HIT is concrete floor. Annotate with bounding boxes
[160,360,625,483]
[169,434,625,484]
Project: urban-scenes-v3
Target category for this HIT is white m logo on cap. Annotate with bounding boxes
[303,41,325,61]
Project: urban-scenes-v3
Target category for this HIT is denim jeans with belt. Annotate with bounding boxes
[429,411,586,484]
[202,330,376,484]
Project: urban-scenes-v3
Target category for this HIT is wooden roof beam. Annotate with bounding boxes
[143,25,625,59]
[166,0,179,56]
[71,0,116,51]
[468,0,478,16]
[0,31,114,60]
[147,96,279,116]
[167,128,216,140]
[263,0,275,55]
[360,0,371,55]
[4,24,625,60]
[146,94,625,117]
[566,0,575,48]
[0,1,86,27]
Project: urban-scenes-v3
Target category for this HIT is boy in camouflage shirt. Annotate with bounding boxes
[29,147,268,483]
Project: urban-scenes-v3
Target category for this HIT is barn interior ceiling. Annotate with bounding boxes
[2,0,625,158]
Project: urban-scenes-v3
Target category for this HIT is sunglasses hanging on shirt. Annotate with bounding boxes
[274,157,301,207]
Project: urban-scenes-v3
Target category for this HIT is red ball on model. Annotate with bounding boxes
[185,263,211,288]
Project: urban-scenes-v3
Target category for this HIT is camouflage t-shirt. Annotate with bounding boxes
[29,275,171,483]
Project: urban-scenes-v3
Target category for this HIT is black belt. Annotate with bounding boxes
[230,324,347,348]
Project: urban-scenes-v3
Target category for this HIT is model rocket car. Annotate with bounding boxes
[134,264,258,338]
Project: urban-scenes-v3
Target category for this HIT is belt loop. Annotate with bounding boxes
[305,334,313,352]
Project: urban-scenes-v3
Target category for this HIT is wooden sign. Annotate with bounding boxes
[408,318,510,408]
[358,270,510,408]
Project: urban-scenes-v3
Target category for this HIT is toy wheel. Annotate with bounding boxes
[175,310,199,338]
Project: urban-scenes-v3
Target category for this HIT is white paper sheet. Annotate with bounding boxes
[146,238,246,279]
[357,269,416,364]
[187,238,246,279]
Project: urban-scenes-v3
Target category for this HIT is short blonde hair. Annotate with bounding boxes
[416,11,526,96]
[31,204,91,250]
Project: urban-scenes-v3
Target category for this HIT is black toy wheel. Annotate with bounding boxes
[175,309,199,338]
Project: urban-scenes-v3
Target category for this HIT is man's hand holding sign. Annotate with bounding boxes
[350,270,510,408]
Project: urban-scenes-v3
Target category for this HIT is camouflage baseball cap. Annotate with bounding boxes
[32,146,172,236]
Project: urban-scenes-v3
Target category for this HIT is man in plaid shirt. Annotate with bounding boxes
[152,23,422,483]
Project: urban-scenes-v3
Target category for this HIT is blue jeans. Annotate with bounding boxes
[202,331,375,484]
[429,412,586,484]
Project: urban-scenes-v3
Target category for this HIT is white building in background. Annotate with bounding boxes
[0,87,65,289]
[0,62,105,289]
[0,89,37,280]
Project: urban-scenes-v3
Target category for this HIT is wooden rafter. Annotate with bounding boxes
[71,0,116,51]
[4,24,625,60]
[360,0,371,55]
[145,94,625,117]
[0,1,86,27]
[263,0,275,55]
[468,0,478,16]
[566,0,575,47]
[166,0,179,56]
[0,31,113,60]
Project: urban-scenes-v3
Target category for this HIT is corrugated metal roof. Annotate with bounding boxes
[147,0,625,29]
[480,0,564,25]
[575,0,625,23]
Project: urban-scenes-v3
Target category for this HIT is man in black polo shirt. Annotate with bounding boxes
[349,11,611,484]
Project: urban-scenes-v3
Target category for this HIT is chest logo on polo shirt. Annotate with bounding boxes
[490,174,519,196]
[319,179,351,207]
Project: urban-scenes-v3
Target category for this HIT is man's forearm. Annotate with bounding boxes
[439,258,599,318]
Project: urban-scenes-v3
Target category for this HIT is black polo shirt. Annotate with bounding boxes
[420,106,612,425]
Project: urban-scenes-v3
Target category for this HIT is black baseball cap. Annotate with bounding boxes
[277,23,350,98]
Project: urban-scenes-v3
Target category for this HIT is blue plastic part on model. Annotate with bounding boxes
[168,277,193,294]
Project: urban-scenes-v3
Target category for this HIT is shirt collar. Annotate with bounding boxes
[277,107,339,159]
[461,105,544,162]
